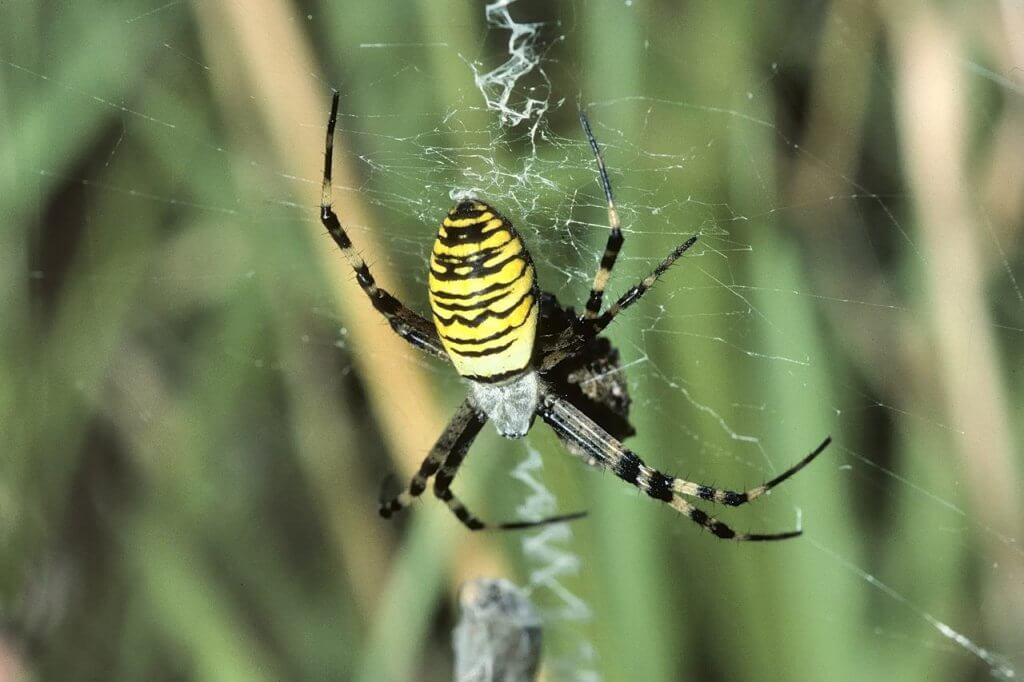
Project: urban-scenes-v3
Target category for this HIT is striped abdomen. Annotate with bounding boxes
[428,200,538,383]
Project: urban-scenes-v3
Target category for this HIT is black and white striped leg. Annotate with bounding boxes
[426,408,587,531]
[671,436,831,507]
[320,92,447,360]
[538,392,830,541]
[432,445,587,531]
[379,399,485,519]
[587,235,698,337]
[579,112,625,320]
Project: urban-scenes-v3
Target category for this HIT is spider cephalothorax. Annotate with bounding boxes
[319,91,830,539]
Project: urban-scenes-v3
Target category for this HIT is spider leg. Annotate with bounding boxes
[587,235,698,337]
[672,436,831,506]
[379,399,483,519]
[537,392,829,541]
[579,112,624,321]
[433,442,587,531]
[320,92,447,360]
[379,397,586,531]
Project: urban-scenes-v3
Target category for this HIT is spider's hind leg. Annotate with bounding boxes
[587,235,698,337]
[577,112,699,329]
[319,92,447,360]
[579,112,625,320]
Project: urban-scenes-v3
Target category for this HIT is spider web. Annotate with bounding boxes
[309,12,1021,674]
[5,1,1023,681]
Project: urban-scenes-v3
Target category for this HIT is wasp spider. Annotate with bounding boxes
[319,93,831,540]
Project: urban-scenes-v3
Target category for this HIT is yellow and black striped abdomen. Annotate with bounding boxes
[428,201,538,383]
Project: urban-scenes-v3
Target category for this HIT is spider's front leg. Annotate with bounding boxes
[379,397,586,531]
[431,435,587,532]
[537,391,830,541]
[378,399,483,519]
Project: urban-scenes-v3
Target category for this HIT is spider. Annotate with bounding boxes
[319,92,831,540]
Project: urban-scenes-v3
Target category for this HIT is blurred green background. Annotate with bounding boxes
[3,1,1023,680]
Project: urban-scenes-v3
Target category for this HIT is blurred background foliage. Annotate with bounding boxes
[2,0,1023,680]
